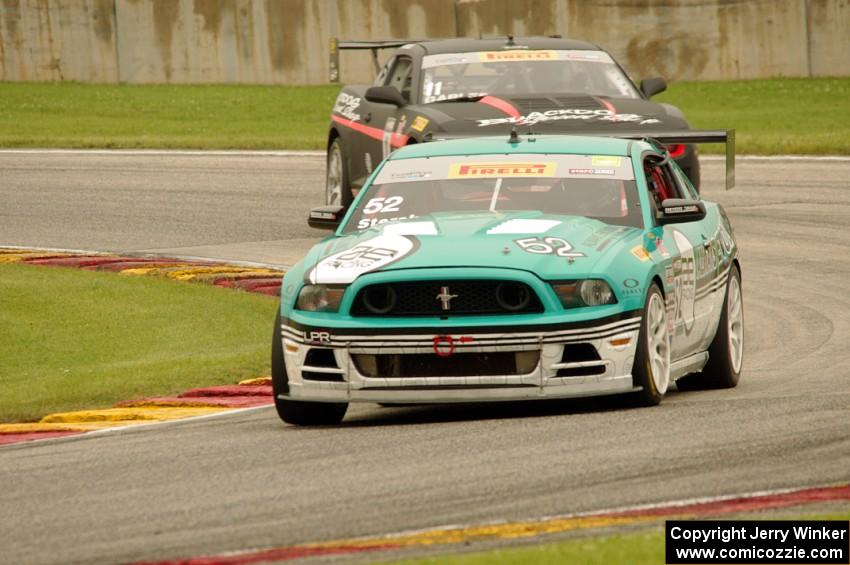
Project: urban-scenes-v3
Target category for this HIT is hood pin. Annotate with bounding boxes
[502,246,510,255]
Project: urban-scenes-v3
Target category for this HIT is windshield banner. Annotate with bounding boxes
[375,154,634,184]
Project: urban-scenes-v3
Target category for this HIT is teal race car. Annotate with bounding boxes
[272,132,743,426]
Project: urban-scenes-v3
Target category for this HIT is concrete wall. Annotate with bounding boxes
[1,0,847,84]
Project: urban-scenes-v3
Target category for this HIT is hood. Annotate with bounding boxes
[414,94,688,136]
[303,212,643,285]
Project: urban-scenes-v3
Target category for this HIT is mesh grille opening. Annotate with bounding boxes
[560,343,601,363]
[305,348,338,368]
[352,351,540,378]
[351,280,543,317]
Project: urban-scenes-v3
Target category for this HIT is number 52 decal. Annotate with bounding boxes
[515,237,586,258]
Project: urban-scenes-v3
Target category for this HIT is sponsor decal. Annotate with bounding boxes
[515,237,586,258]
[448,162,556,178]
[479,50,556,62]
[630,245,650,262]
[621,278,642,296]
[364,152,373,174]
[569,168,615,176]
[390,171,431,180]
[395,114,408,135]
[432,335,474,357]
[665,205,699,214]
[644,230,670,258]
[308,234,417,284]
[332,92,361,122]
[476,108,661,128]
[410,116,429,132]
[304,330,331,344]
[382,117,396,158]
[591,156,622,167]
[670,231,696,333]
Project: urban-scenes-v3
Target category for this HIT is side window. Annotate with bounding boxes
[374,59,392,86]
[385,56,413,101]
[643,157,683,211]
[671,165,699,200]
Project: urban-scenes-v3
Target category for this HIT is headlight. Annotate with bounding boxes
[551,280,617,308]
[295,285,346,312]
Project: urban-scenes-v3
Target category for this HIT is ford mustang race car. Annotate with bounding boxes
[272,132,743,426]
[326,36,701,207]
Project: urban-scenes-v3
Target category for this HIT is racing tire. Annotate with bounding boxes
[326,137,353,207]
[677,266,743,390]
[630,284,671,406]
[271,309,348,426]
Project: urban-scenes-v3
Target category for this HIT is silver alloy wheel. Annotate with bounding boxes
[647,292,671,395]
[326,142,343,205]
[727,274,744,373]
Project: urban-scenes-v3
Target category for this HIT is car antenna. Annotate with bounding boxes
[509,127,520,144]
[527,124,536,142]
[506,35,515,47]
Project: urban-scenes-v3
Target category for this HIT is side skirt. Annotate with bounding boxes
[671,351,709,381]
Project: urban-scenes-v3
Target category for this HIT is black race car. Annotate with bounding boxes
[326,36,702,206]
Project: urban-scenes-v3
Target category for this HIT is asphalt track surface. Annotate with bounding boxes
[1,152,849,565]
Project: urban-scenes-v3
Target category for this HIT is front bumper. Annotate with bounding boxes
[278,315,642,404]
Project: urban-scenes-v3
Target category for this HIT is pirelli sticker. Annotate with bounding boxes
[448,162,557,178]
[479,50,557,62]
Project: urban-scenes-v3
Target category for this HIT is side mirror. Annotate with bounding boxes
[365,85,406,106]
[639,77,667,98]
[308,205,346,230]
[658,199,706,225]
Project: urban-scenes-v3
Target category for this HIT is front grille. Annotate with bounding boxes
[350,280,543,317]
[352,351,540,378]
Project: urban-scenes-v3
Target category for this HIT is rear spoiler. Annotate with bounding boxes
[607,129,735,190]
[329,38,424,82]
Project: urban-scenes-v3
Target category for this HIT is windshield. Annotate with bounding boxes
[343,154,641,233]
[421,50,640,103]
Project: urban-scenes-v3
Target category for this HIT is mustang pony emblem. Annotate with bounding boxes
[436,286,459,310]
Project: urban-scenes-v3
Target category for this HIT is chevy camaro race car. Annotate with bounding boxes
[272,132,743,426]
[326,36,701,206]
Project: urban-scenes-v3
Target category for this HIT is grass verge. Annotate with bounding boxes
[0,263,276,422]
[0,78,848,154]
[655,77,850,154]
[397,511,850,565]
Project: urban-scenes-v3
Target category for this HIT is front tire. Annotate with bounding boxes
[326,137,352,207]
[677,266,743,390]
[631,284,671,406]
[271,310,348,426]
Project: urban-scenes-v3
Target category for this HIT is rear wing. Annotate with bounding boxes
[606,129,735,190]
[329,38,423,82]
